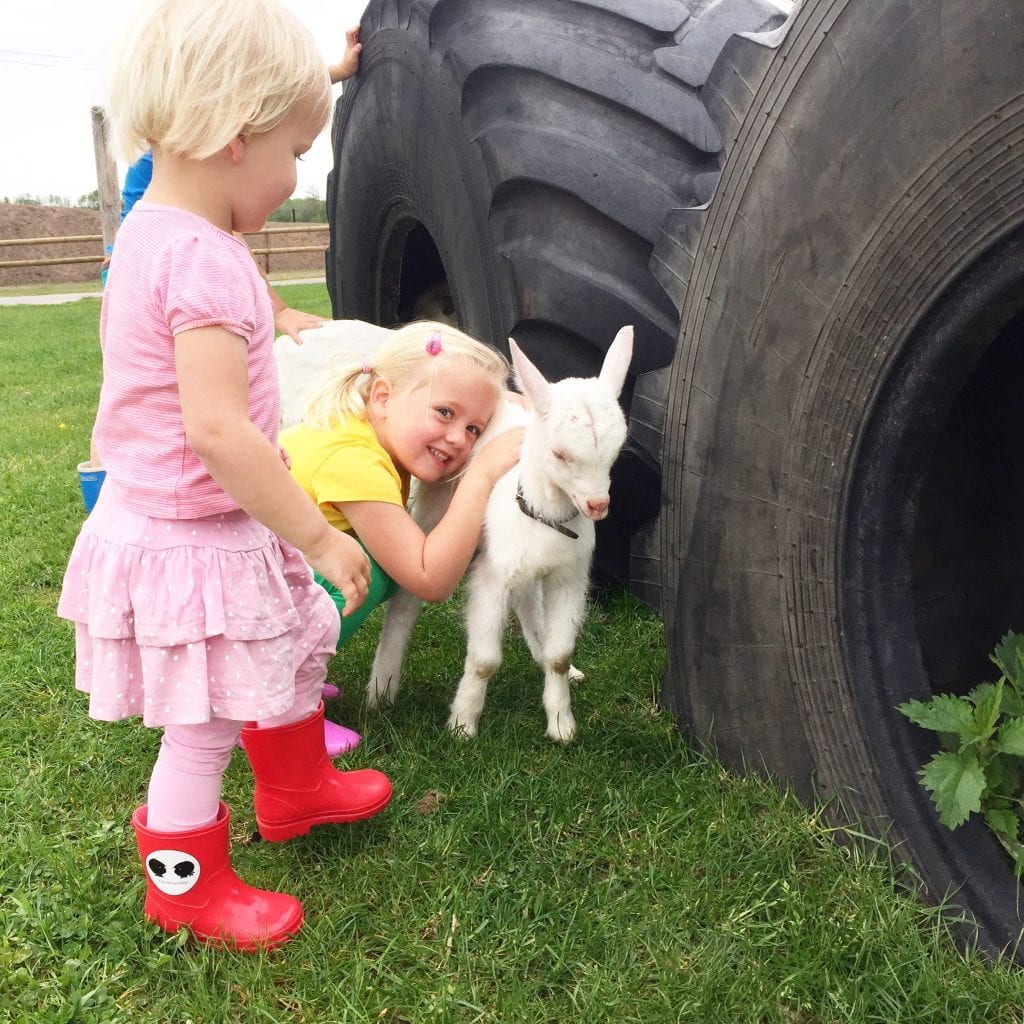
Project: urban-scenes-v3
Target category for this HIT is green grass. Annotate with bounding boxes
[3,285,1024,1022]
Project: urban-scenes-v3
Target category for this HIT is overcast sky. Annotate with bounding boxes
[1,0,368,205]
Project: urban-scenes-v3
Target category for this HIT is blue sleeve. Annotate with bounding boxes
[121,151,154,221]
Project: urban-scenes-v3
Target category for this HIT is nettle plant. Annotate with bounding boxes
[899,631,1024,874]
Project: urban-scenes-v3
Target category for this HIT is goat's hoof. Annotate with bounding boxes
[446,714,479,740]
[568,664,584,684]
[365,681,398,710]
[547,713,577,744]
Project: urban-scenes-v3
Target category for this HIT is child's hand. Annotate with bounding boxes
[329,25,362,84]
[275,307,323,344]
[306,530,371,615]
[468,426,524,488]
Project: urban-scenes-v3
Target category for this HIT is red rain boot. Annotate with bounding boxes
[132,803,302,951]
[241,702,392,842]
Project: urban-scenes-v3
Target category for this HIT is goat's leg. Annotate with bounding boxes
[513,588,584,684]
[448,575,508,738]
[366,587,422,708]
[366,477,453,708]
[534,577,589,743]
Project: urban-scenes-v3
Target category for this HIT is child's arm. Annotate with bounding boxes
[269,288,323,344]
[233,231,323,344]
[339,426,524,603]
[328,25,362,84]
[176,326,370,612]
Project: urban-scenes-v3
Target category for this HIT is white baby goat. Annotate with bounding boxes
[366,326,633,742]
[273,321,633,742]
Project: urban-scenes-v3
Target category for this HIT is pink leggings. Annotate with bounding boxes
[145,675,322,833]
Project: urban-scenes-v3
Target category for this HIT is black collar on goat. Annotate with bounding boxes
[514,482,580,539]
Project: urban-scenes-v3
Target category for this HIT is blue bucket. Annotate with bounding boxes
[77,462,107,514]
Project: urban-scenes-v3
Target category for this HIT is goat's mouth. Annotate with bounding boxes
[575,496,611,522]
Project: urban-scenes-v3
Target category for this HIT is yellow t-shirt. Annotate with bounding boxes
[281,415,410,534]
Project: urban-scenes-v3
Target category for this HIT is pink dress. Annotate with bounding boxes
[58,203,339,727]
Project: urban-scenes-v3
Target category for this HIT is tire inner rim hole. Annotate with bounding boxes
[388,220,455,326]
[844,224,1024,746]
[913,306,1024,694]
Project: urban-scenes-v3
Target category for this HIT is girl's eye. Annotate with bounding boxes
[436,406,453,419]
[468,425,482,438]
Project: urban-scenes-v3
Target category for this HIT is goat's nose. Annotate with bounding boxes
[585,497,610,520]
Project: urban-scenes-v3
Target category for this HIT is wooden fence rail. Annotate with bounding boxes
[0,224,329,271]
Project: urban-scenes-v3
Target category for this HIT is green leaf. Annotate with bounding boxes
[1000,684,1024,718]
[966,681,1000,709]
[919,751,986,829]
[996,717,1024,756]
[992,631,1024,689]
[984,807,1020,845]
[965,679,1004,745]
[994,766,1023,797]
[985,756,1006,794]
[898,694,975,738]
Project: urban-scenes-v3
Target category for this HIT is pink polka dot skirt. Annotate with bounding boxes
[58,485,339,727]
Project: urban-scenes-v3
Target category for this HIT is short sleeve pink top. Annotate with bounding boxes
[94,202,280,518]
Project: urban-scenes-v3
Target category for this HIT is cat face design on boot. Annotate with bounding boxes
[145,850,201,896]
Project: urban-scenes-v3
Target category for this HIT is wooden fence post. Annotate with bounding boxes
[91,106,120,250]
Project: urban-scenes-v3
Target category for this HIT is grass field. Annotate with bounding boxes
[3,285,1024,1022]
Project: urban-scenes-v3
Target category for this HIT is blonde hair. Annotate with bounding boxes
[107,0,330,162]
[303,321,511,431]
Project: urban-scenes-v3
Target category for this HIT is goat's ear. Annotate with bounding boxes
[509,337,550,415]
[599,326,634,398]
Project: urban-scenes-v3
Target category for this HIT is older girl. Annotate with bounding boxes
[282,321,523,644]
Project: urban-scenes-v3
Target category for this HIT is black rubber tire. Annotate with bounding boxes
[655,0,1024,958]
[325,0,789,593]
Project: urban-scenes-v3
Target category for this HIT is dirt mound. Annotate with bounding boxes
[0,204,328,288]
[0,205,104,287]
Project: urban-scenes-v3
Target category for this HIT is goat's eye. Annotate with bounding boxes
[553,450,568,462]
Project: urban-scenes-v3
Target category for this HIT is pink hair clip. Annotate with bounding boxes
[361,360,372,376]
[426,331,443,356]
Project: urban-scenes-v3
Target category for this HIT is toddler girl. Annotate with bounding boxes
[58,0,390,951]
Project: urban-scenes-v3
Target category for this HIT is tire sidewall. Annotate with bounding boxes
[662,0,1024,950]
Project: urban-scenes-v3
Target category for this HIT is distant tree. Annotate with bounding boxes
[14,193,73,207]
[76,190,100,210]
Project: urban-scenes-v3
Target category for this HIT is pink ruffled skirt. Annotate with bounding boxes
[58,483,340,727]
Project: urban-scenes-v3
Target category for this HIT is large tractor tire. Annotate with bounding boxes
[654,0,1024,958]
[325,0,791,597]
